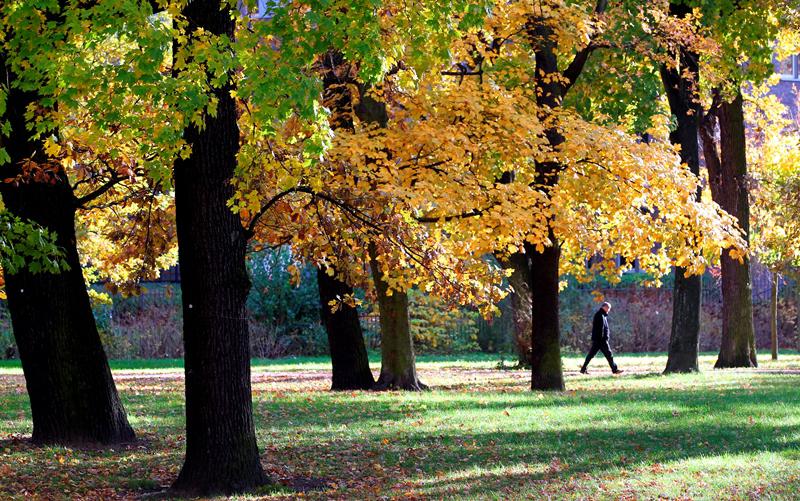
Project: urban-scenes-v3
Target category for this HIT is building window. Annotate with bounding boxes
[775,54,800,81]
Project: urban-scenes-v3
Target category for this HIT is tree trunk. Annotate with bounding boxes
[702,91,757,368]
[170,1,269,495]
[497,252,532,366]
[525,237,565,391]
[0,55,134,446]
[316,52,375,390]
[369,247,425,391]
[659,10,703,373]
[522,19,567,391]
[317,268,375,390]
[771,271,778,360]
[665,271,702,373]
[795,282,800,352]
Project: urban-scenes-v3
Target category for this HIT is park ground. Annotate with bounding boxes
[1,352,800,500]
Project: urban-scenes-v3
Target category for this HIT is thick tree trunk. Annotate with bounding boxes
[0,56,134,445]
[659,12,703,373]
[771,271,778,360]
[369,247,425,391]
[170,1,269,495]
[317,268,375,390]
[702,91,757,368]
[526,237,565,391]
[497,253,532,366]
[522,19,567,391]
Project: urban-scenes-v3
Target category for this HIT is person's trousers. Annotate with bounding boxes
[581,339,617,371]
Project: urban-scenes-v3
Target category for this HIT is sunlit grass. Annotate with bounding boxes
[1,353,799,499]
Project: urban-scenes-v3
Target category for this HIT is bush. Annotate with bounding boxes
[407,290,480,353]
[247,249,328,357]
[94,285,184,359]
[475,298,515,354]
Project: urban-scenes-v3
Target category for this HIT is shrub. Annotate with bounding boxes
[247,249,328,356]
[0,302,15,358]
[407,290,480,353]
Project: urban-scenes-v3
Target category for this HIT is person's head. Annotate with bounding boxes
[601,302,611,313]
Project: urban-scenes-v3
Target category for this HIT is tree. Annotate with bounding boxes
[235,0,745,396]
[746,80,800,362]
[680,0,789,368]
[316,50,375,391]
[0,2,139,445]
[369,244,427,390]
[317,266,375,390]
[659,1,703,373]
[701,90,757,368]
[169,0,269,494]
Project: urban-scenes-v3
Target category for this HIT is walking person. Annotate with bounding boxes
[580,302,623,374]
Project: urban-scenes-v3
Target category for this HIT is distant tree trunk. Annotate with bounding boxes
[0,54,134,446]
[317,52,374,390]
[526,234,565,391]
[317,268,374,390]
[369,247,425,391]
[497,252,532,366]
[660,9,702,373]
[796,284,800,351]
[347,68,420,391]
[701,91,757,368]
[771,271,779,361]
[170,1,268,495]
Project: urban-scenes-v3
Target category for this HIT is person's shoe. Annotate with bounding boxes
[579,367,588,374]
[612,369,624,375]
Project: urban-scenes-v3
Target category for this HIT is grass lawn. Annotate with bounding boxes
[1,352,799,499]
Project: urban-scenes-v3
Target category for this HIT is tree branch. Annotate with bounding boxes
[245,187,303,236]
[74,173,125,208]
[560,0,609,95]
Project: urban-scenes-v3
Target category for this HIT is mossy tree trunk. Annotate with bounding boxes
[701,91,757,369]
[369,247,426,391]
[317,51,375,390]
[524,18,568,391]
[497,252,532,366]
[526,236,565,391]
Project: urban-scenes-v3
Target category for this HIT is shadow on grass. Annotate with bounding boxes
[1,371,799,499]
[255,375,800,497]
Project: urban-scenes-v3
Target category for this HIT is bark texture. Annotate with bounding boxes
[660,5,702,374]
[171,0,269,495]
[701,91,757,369]
[369,247,426,391]
[0,53,134,446]
[317,268,375,390]
[526,237,564,391]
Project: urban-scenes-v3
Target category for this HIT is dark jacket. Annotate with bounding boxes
[591,309,609,342]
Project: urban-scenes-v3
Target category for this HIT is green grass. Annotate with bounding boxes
[0,350,796,373]
[0,351,509,373]
[1,353,800,499]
